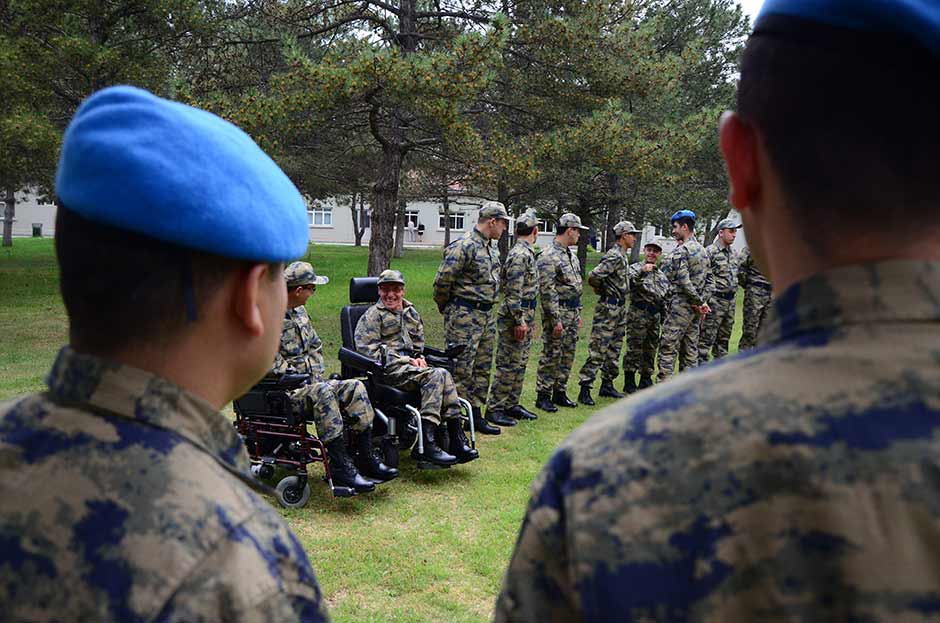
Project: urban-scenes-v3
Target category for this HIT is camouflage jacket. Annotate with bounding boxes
[0,346,327,623]
[273,305,325,380]
[538,240,583,324]
[586,245,630,301]
[629,261,670,307]
[702,241,739,301]
[495,259,940,623]
[432,227,501,308]
[667,236,707,306]
[738,246,772,289]
[499,239,539,325]
[354,299,426,373]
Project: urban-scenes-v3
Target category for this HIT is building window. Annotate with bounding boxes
[538,218,553,233]
[309,206,333,227]
[36,196,54,206]
[405,210,420,227]
[439,211,465,231]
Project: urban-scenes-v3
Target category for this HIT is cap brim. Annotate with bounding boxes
[577,225,590,230]
[314,276,330,285]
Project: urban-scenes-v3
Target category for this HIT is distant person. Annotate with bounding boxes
[737,246,772,350]
[621,241,669,393]
[417,220,425,242]
[697,217,741,362]
[407,218,417,242]
[496,1,940,620]
[0,87,327,621]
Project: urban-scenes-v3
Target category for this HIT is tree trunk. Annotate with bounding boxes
[394,198,406,258]
[442,181,451,247]
[368,143,404,275]
[605,173,620,252]
[497,179,510,263]
[354,192,366,246]
[576,195,591,277]
[2,187,14,247]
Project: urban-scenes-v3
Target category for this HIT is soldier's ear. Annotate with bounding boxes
[719,111,761,214]
[232,263,277,338]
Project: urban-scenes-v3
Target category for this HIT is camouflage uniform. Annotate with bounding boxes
[697,240,739,362]
[536,240,583,394]
[577,245,631,386]
[433,227,501,409]
[354,299,460,425]
[488,238,540,411]
[622,261,670,379]
[274,305,373,443]
[738,247,773,350]
[0,346,327,622]
[657,236,707,380]
[496,260,940,622]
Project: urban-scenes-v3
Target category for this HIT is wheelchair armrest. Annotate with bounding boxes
[339,347,383,375]
[424,354,454,371]
[424,342,466,359]
[276,373,310,390]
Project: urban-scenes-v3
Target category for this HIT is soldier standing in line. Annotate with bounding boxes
[274,261,396,493]
[621,241,670,394]
[697,218,742,362]
[486,211,541,423]
[576,221,641,406]
[354,270,478,466]
[534,213,589,412]
[0,86,328,622]
[656,209,710,381]
[737,246,773,350]
[432,201,509,435]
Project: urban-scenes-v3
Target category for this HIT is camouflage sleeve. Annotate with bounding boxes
[538,251,561,325]
[628,261,643,280]
[432,242,466,310]
[494,450,581,623]
[271,316,294,374]
[702,247,716,303]
[155,507,329,623]
[676,247,704,306]
[406,306,426,353]
[738,251,750,288]
[587,251,616,293]
[353,307,384,361]
[503,251,528,326]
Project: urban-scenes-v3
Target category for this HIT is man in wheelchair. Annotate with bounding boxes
[275,262,398,491]
[354,270,479,466]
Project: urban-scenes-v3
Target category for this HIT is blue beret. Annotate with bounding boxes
[671,209,696,223]
[756,0,940,58]
[55,86,309,262]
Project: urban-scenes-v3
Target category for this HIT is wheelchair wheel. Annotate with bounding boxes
[275,476,311,509]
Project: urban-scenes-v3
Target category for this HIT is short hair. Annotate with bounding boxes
[673,216,695,232]
[555,225,571,236]
[515,222,535,236]
[55,205,276,354]
[738,17,940,244]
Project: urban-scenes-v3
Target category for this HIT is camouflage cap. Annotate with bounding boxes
[285,261,329,287]
[644,240,664,251]
[558,213,590,231]
[377,269,405,286]
[515,210,539,229]
[614,221,642,236]
[479,201,510,220]
[716,217,742,231]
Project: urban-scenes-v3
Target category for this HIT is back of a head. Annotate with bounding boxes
[738,3,940,245]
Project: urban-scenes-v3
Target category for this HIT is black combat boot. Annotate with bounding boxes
[469,405,501,435]
[552,389,577,408]
[487,408,517,427]
[354,426,398,482]
[577,384,595,406]
[637,376,654,390]
[325,438,375,493]
[412,419,458,466]
[535,392,558,412]
[507,405,538,420]
[623,371,638,394]
[599,379,625,399]
[447,418,479,463]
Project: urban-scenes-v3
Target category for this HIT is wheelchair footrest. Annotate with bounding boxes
[331,486,357,497]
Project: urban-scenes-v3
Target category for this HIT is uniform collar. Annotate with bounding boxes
[759,260,940,345]
[552,239,573,253]
[375,299,413,313]
[471,227,490,244]
[45,346,250,474]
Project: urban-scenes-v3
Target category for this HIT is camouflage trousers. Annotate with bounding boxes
[444,304,496,408]
[385,364,460,425]
[622,302,662,378]
[578,300,627,386]
[292,378,374,443]
[657,298,702,381]
[488,308,537,411]
[536,307,581,394]
[697,294,736,363]
[739,285,772,350]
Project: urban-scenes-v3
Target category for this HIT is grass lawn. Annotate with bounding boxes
[0,238,745,622]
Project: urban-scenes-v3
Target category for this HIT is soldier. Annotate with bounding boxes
[621,241,669,394]
[432,201,509,435]
[354,270,478,466]
[656,209,709,381]
[0,87,327,621]
[486,211,541,423]
[576,221,641,405]
[697,217,741,362]
[737,246,773,350]
[496,1,940,619]
[274,261,396,492]
[534,213,589,412]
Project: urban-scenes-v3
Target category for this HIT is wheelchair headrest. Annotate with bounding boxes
[349,277,379,304]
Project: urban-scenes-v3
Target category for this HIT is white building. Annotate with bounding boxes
[3,190,58,238]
